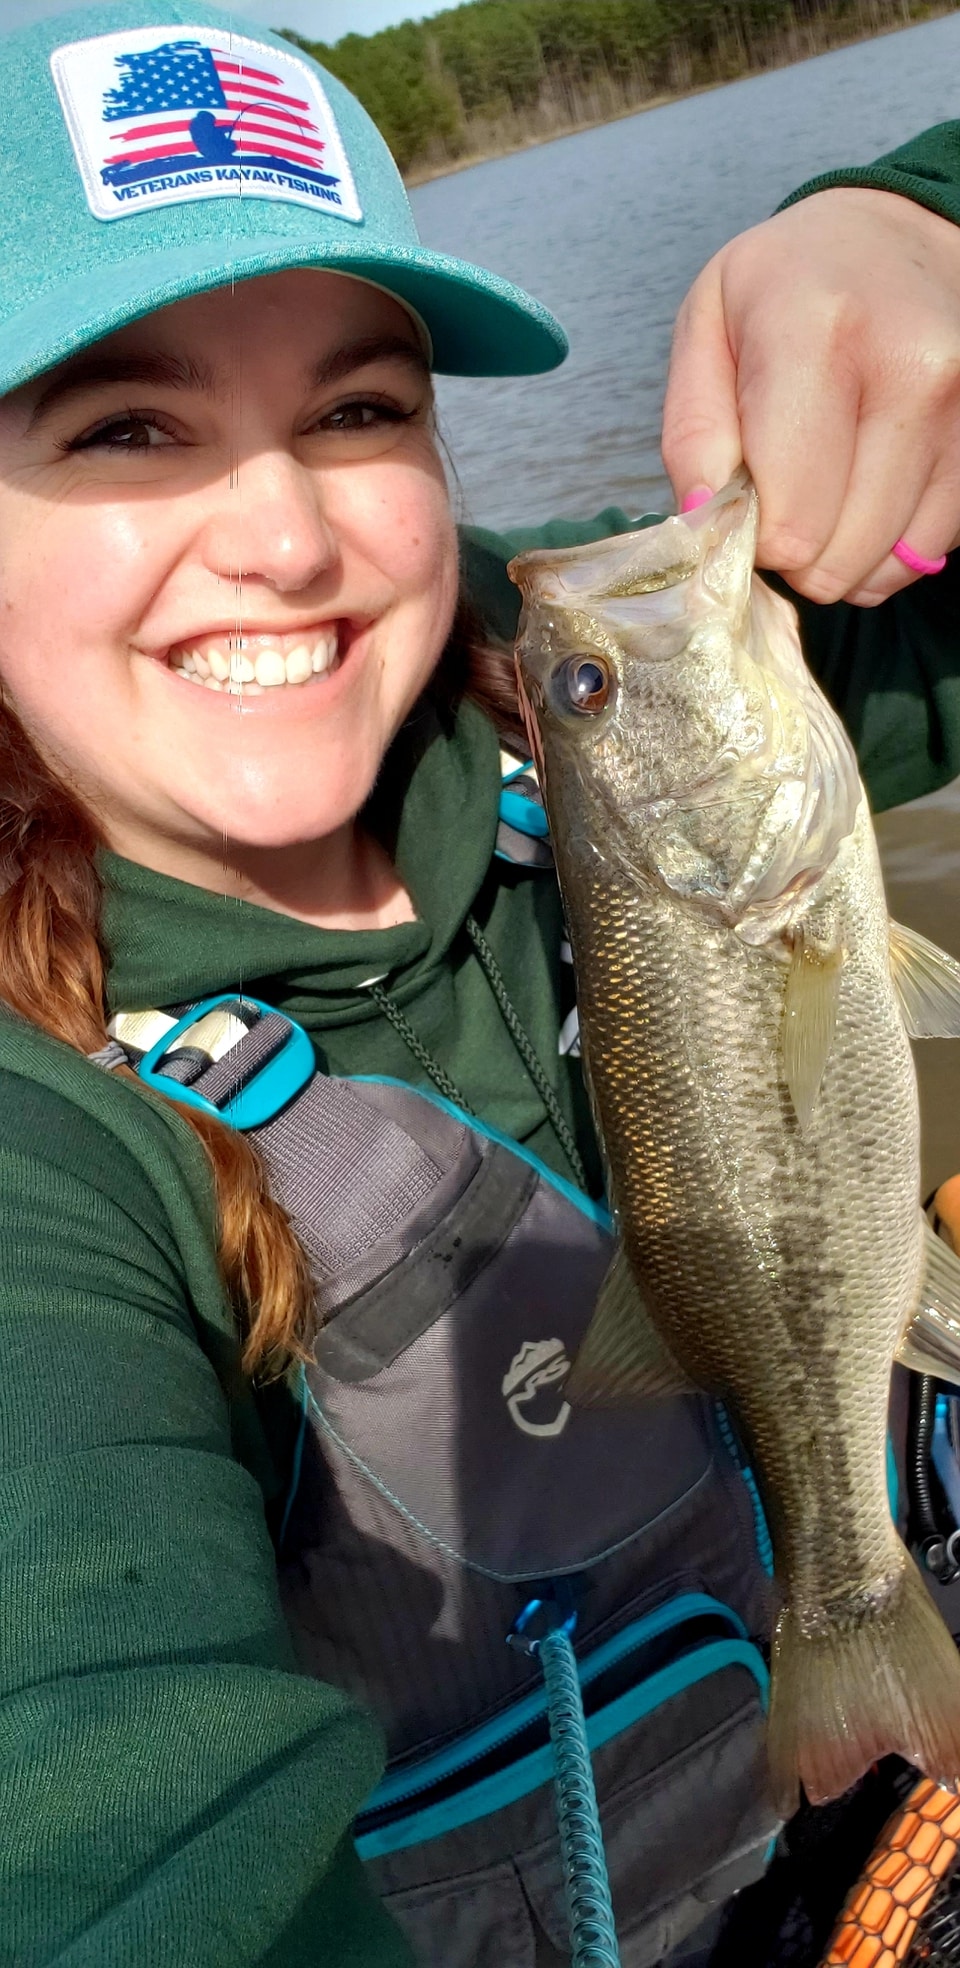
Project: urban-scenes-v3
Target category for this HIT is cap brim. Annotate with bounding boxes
[0,232,568,394]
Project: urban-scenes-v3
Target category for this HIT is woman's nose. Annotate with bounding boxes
[201,451,338,594]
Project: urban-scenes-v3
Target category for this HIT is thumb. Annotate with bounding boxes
[661,257,742,508]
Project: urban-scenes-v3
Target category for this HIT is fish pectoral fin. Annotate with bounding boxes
[889,920,960,1037]
[564,1246,694,1407]
[781,935,843,1132]
[896,1213,960,1388]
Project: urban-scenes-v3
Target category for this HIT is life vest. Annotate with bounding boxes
[98,761,778,1966]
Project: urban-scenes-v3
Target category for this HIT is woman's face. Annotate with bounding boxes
[0,270,459,873]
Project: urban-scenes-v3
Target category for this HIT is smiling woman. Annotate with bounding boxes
[0,273,456,912]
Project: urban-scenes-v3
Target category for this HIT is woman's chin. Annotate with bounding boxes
[198,801,361,857]
[166,754,381,857]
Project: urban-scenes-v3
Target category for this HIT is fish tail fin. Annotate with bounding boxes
[769,1560,960,1817]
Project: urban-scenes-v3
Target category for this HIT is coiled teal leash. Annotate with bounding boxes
[510,1589,622,1968]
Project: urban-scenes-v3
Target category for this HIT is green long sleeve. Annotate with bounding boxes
[0,1052,411,1968]
[779,118,960,232]
[775,555,960,812]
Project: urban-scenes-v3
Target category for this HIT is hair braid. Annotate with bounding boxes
[0,700,313,1376]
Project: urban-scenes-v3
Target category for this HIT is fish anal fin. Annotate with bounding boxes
[782,937,843,1132]
[565,1246,693,1408]
[889,920,960,1038]
[896,1212,960,1388]
[769,1559,960,1817]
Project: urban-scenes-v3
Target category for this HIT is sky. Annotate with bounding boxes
[0,0,455,40]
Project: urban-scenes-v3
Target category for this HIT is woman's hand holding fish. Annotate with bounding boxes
[662,186,960,607]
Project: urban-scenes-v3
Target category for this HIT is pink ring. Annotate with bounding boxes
[892,537,947,577]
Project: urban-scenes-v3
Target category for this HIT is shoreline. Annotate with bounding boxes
[404,5,956,188]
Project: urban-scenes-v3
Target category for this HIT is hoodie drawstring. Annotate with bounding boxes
[366,912,589,1194]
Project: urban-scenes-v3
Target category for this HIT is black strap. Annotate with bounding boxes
[365,982,475,1115]
[366,920,590,1195]
[465,915,588,1193]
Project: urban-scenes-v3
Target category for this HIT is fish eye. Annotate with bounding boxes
[555,655,612,716]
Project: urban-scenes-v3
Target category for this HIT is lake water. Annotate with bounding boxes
[411,12,960,1190]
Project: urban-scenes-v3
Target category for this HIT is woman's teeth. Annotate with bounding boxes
[169,629,339,692]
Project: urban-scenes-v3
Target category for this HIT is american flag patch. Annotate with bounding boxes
[51,25,362,223]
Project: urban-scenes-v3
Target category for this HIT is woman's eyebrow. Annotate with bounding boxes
[308,334,431,390]
[26,350,219,430]
[24,335,430,431]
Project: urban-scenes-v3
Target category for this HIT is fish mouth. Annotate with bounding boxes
[513,467,862,941]
[508,468,756,606]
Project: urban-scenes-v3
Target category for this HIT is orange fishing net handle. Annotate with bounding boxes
[821,1777,960,1966]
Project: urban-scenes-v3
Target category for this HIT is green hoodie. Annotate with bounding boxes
[5,125,960,1967]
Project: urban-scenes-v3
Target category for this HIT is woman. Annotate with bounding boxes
[5,4,960,1965]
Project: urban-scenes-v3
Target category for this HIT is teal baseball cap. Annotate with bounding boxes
[0,0,568,396]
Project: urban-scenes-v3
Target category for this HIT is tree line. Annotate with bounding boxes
[282,0,955,180]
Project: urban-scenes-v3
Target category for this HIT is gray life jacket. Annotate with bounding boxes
[100,774,779,1968]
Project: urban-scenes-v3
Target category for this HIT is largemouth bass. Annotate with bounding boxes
[509,472,960,1813]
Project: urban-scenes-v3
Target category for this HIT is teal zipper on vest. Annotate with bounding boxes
[363,1589,744,1815]
[355,1615,768,1858]
[355,1591,767,1856]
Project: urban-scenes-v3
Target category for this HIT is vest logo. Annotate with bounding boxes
[502,1339,572,1439]
[51,27,363,223]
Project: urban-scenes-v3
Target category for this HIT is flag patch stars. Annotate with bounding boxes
[51,25,363,222]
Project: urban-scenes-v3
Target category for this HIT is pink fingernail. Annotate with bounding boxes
[681,486,714,513]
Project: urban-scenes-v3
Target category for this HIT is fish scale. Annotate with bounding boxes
[568,817,913,1599]
[510,472,960,1814]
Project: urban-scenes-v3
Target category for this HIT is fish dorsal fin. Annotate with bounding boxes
[889,921,960,1037]
[782,936,844,1132]
[564,1245,693,1407]
[897,1213,960,1387]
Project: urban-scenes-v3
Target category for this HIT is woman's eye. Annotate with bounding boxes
[68,413,177,453]
[318,398,415,435]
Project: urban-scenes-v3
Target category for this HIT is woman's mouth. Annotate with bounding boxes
[167,624,342,695]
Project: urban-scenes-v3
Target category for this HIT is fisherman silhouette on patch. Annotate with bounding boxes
[188,110,237,162]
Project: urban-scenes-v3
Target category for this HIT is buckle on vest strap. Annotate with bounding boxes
[136,992,314,1129]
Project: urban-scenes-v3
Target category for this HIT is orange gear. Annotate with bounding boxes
[821,1778,960,1967]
